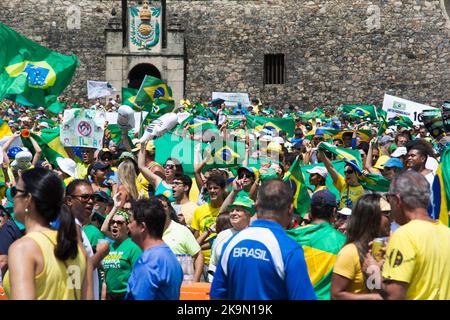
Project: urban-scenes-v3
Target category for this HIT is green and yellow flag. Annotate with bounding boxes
[246,114,295,137]
[135,75,174,112]
[318,142,363,169]
[339,104,378,121]
[21,126,69,168]
[287,223,346,300]
[121,87,140,111]
[387,115,414,129]
[283,156,311,216]
[0,22,78,108]
[0,118,12,140]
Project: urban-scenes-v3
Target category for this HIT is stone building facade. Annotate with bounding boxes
[1,0,450,108]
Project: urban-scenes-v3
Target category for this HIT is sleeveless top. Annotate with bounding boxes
[3,230,87,300]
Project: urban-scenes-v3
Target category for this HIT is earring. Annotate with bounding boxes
[25,208,29,213]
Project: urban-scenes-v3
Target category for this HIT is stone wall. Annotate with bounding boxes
[2,0,450,108]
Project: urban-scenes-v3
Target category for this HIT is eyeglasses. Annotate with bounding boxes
[344,170,355,175]
[72,194,94,202]
[11,186,26,198]
[172,181,184,186]
[111,220,125,226]
[165,164,175,169]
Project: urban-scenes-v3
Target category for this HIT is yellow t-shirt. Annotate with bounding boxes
[313,185,328,194]
[382,220,450,300]
[333,243,368,294]
[334,175,365,209]
[3,230,87,300]
[75,162,89,179]
[191,203,220,265]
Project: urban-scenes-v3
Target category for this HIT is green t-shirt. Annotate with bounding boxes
[83,224,104,249]
[102,238,142,294]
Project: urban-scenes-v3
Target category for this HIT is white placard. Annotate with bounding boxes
[61,108,106,148]
[382,94,438,125]
[212,92,251,108]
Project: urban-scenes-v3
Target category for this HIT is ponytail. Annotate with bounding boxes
[54,204,79,261]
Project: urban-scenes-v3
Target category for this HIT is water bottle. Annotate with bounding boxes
[183,255,194,284]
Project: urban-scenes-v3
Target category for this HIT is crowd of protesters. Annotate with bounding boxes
[0,94,449,301]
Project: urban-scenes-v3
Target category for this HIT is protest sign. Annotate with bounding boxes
[105,111,146,133]
[60,108,106,148]
[382,93,437,125]
[212,92,250,108]
[87,80,116,99]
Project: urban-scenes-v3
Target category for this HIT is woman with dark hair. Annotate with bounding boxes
[330,193,384,300]
[138,140,183,202]
[3,168,89,300]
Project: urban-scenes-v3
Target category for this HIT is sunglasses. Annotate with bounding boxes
[344,170,355,175]
[72,194,94,202]
[111,220,126,226]
[165,164,175,169]
[238,173,253,179]
[10,186,26,198]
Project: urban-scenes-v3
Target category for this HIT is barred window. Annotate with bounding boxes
[264,54,285,85]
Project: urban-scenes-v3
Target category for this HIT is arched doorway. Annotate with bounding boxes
[128,63,161,89]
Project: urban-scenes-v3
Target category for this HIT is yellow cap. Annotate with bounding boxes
[373,155,390,170]
[132,140,155,153]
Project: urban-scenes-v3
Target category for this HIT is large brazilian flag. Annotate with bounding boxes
[287,222,346,300]
[0,22,78,108]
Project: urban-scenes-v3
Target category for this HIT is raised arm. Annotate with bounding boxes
[100,192,122,238]
[318,146,339,184]
[2,131,20,153]
[137,139,162,187]
[28,135,42,166]
[194,147,211,192]
[365,138,381,174]
[219,179,242,214]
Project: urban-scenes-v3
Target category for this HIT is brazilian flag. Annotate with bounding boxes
[21,126,69,168]
[287,222,347,300]
[135,75,174,112]
[429,146,450,227]
[339,104,378,121]
[283,156,311,216]
[121,87,140,111]
[318,142,363,169]
[0,22,78,108]
[387,115,414,129]
[246,114,295,137]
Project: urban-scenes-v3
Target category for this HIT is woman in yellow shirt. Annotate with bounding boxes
[331,194,384,300]
[3,168,90,300]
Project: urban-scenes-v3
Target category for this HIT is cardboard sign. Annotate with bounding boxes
[382,94,438,125]
[61,108,106,148]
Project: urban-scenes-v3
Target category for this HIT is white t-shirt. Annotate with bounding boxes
[208,228,237,282]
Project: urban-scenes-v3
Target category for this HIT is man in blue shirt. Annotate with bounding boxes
[126,198,183,300]
[210,179,316,300]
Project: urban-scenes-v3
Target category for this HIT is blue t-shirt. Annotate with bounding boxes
[125,243,183,300]
[210,219,317,300]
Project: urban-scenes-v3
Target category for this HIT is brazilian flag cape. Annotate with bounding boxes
[287,222,347,300]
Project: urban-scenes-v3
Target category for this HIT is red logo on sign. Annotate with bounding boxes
[77,121,92,137]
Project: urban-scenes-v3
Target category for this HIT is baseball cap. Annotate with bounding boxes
[306,166,328,179]
[237,166,256,178]
[56,157,77,178]
[379,135,395,145]
[337,207,352,216]
[384,157,403,169]
[267,142,282,153]
[98,148,113,159]
[390,147,407,158]
[92,162,110,171]
[93,190,111,203]
[311,190,337,207]
[228,194,255,216]
[132,140,155,153]
[373,155,390,170]
[11,150,32,170]
[119,151,137,162]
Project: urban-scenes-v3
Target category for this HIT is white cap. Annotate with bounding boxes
[390,147,407,158]
[11,151,32,170]
[385,128,395,135]
[306,166,328,179]
[56,157,76,178]
[38,122,50,129]
[338,207,352,216]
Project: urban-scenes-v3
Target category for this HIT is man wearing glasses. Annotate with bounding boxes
[65,180,110,300]
[318,148,365,209]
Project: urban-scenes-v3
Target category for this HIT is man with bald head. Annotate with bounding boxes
[210,179,316,300]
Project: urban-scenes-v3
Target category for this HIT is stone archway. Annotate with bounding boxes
[127,63,162,89]
[441,0,450,23]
